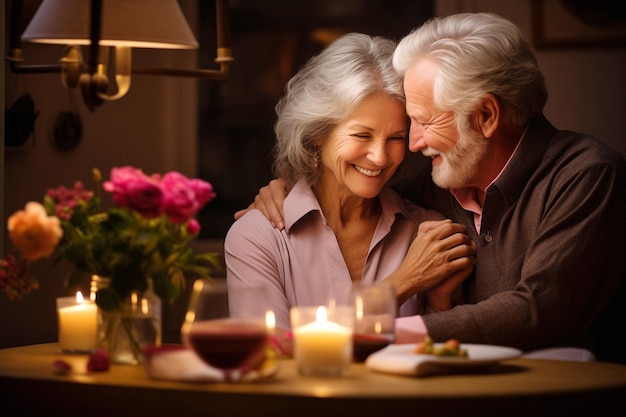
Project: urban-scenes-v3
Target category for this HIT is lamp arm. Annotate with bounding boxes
[6,53,63,74]
[130,48,233,80]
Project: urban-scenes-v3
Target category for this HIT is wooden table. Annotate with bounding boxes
[1,343,625,417]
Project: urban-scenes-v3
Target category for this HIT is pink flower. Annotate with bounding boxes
[161,172,216,224]
[87,348,110,372]
[53,359,72,375]
[186,218,201,235]
[103,166,164,218]
[188,178,217,207]
[8,202,63,261]
[161,172,198,223]
[46,181,95,221]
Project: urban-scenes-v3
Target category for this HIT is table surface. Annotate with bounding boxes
[1,343,625,417]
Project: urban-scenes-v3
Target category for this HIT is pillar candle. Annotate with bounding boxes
[291,306,353,376]
[57,291,98,352]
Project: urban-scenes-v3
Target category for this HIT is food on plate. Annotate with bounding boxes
[414,336,468,357]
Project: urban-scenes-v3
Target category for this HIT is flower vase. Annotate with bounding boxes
[94,277,162,365]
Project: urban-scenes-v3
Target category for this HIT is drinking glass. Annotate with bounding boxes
[350,283,397,362]
[181,279,273,381]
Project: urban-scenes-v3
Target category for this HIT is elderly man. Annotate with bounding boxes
[237,13,626,362]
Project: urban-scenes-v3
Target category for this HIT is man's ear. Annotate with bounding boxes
[474,94,500,138]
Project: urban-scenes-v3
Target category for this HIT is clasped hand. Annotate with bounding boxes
[385,220,476,311]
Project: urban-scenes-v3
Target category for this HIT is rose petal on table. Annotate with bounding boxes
[53,359,73,375]
[87,348,110,372]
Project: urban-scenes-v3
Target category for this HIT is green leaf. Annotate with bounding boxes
[43,195,57,216]
[153,277,181,304]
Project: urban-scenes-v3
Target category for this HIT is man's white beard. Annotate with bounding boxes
[430,127,489,189]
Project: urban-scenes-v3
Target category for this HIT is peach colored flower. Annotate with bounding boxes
[8,202,63,261]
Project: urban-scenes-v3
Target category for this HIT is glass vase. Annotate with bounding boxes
[93,276,162,365]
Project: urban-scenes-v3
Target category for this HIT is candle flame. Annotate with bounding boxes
[75,291,84,303]
[374,321,382,334]
[355,296,364,320]
[266,310,276,330]
[131,292,138,311]
[185,311,196,323]
[315,306,328,322]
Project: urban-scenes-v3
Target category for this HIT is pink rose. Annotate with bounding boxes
[103,167,164,218]
[123,179,164,218]
[161,172,205,223]
[188,178,216,207]
[8,202,63,261]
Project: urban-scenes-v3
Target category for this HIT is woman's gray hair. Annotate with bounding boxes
[393,13,547,130]
[273,33,405,186]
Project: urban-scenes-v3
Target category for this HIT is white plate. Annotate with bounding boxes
[365,343,522,377]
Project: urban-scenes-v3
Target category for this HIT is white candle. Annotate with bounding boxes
[57,291,98,352]
[292,306,353,376]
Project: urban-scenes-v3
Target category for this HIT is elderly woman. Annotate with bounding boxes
[225,33,475,341]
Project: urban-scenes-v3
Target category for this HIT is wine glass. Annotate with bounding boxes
[181,279,273,381]
[350,283,397,362]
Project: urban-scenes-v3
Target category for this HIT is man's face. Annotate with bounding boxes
[403,59,487,189]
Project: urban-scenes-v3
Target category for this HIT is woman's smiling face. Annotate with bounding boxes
[318,92,408,199]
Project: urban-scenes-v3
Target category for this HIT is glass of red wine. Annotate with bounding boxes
[350,283,397,362]
[181,279,273,381]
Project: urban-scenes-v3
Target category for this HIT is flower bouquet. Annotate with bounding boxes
[1,166,220,363]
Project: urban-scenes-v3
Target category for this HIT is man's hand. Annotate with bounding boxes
[234,179,289,229]
[425,266,473,312]
[385,220,476,305]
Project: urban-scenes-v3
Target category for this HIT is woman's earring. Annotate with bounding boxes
[313,150,321,169]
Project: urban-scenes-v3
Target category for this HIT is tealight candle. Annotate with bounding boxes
[57,291,98,353]
[291,305,354,376]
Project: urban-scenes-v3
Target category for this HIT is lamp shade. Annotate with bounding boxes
[21,0,199,49]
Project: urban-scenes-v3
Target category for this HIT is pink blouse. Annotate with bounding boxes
[225,179,443,330]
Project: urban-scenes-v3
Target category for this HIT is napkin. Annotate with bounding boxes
[142,345,278,382]
[365,344,445,377]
